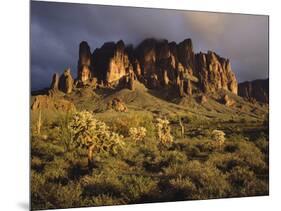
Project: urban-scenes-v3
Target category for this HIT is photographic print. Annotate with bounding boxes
[30,1,269,210]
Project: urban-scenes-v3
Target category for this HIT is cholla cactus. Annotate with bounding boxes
[156,118,173,145]
[211,129,225,149]
[129,127,147,142]
[68,111,124,168]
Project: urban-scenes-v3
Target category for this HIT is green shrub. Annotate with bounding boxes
[167,176,196,200]
[92,194,125,206]
[207,153,244,173]
[228,166,268,197]
[164,161,230,199]
[31,170,47,209]
[120,175,158,203]
[97,111,155,137]
[235,140,267,173]
[161,150,187,165]
[43,158,69,184]
[31,169,83,210]
[31,156,45,172]
[81,173,123,198]
[224,143,239,153]
[47,182,82,209]
[255,137,269,154]
[57,112,74,151]
[31,139,65,161]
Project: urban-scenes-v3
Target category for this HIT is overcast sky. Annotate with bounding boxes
[31,1,269,90]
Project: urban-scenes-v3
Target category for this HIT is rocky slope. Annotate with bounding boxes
[238,78,269,103]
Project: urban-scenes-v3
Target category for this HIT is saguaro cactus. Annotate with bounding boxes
[37,110,42,135]
[179,117,185,138]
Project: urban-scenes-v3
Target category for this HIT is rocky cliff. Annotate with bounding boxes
[77,41,92,84]
[44,38,240,98]
[238,79,269,103]
[92,40,131,85]
[194,51,237,94]
[90,38,238,97]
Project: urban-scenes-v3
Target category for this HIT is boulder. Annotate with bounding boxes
[107,98,128,112]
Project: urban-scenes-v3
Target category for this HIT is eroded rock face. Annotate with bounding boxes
[78,65,91,83]
[79,41,92,66]
[46,38,239,99]
[92,40,130,85]
[50,73,59,90]
[31,95,75,112]
[222,94,235,107]
[77,41,92,83]
[199,95,207,104]
[132,60,142,79]
[127,68,135,90]
[177,39,195,71]
[59,68,74,94]
[195,51,238,94]
[92,38,239,96]
[133,38,236,97]
[238,79,269,103]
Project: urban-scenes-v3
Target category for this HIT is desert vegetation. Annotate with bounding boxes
[31,107,269,210]
[30,36,269,210]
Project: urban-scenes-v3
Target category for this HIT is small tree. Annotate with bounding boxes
[129,127,147,142]
[156,118,173,147]
[68,111,124,169]
[211,129,225,150]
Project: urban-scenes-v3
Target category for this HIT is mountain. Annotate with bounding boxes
[31,38,268,124]
[41,38,239,97]
[238,79,269,103]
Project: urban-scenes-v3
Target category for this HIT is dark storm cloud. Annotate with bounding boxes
[31,1,268,90]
